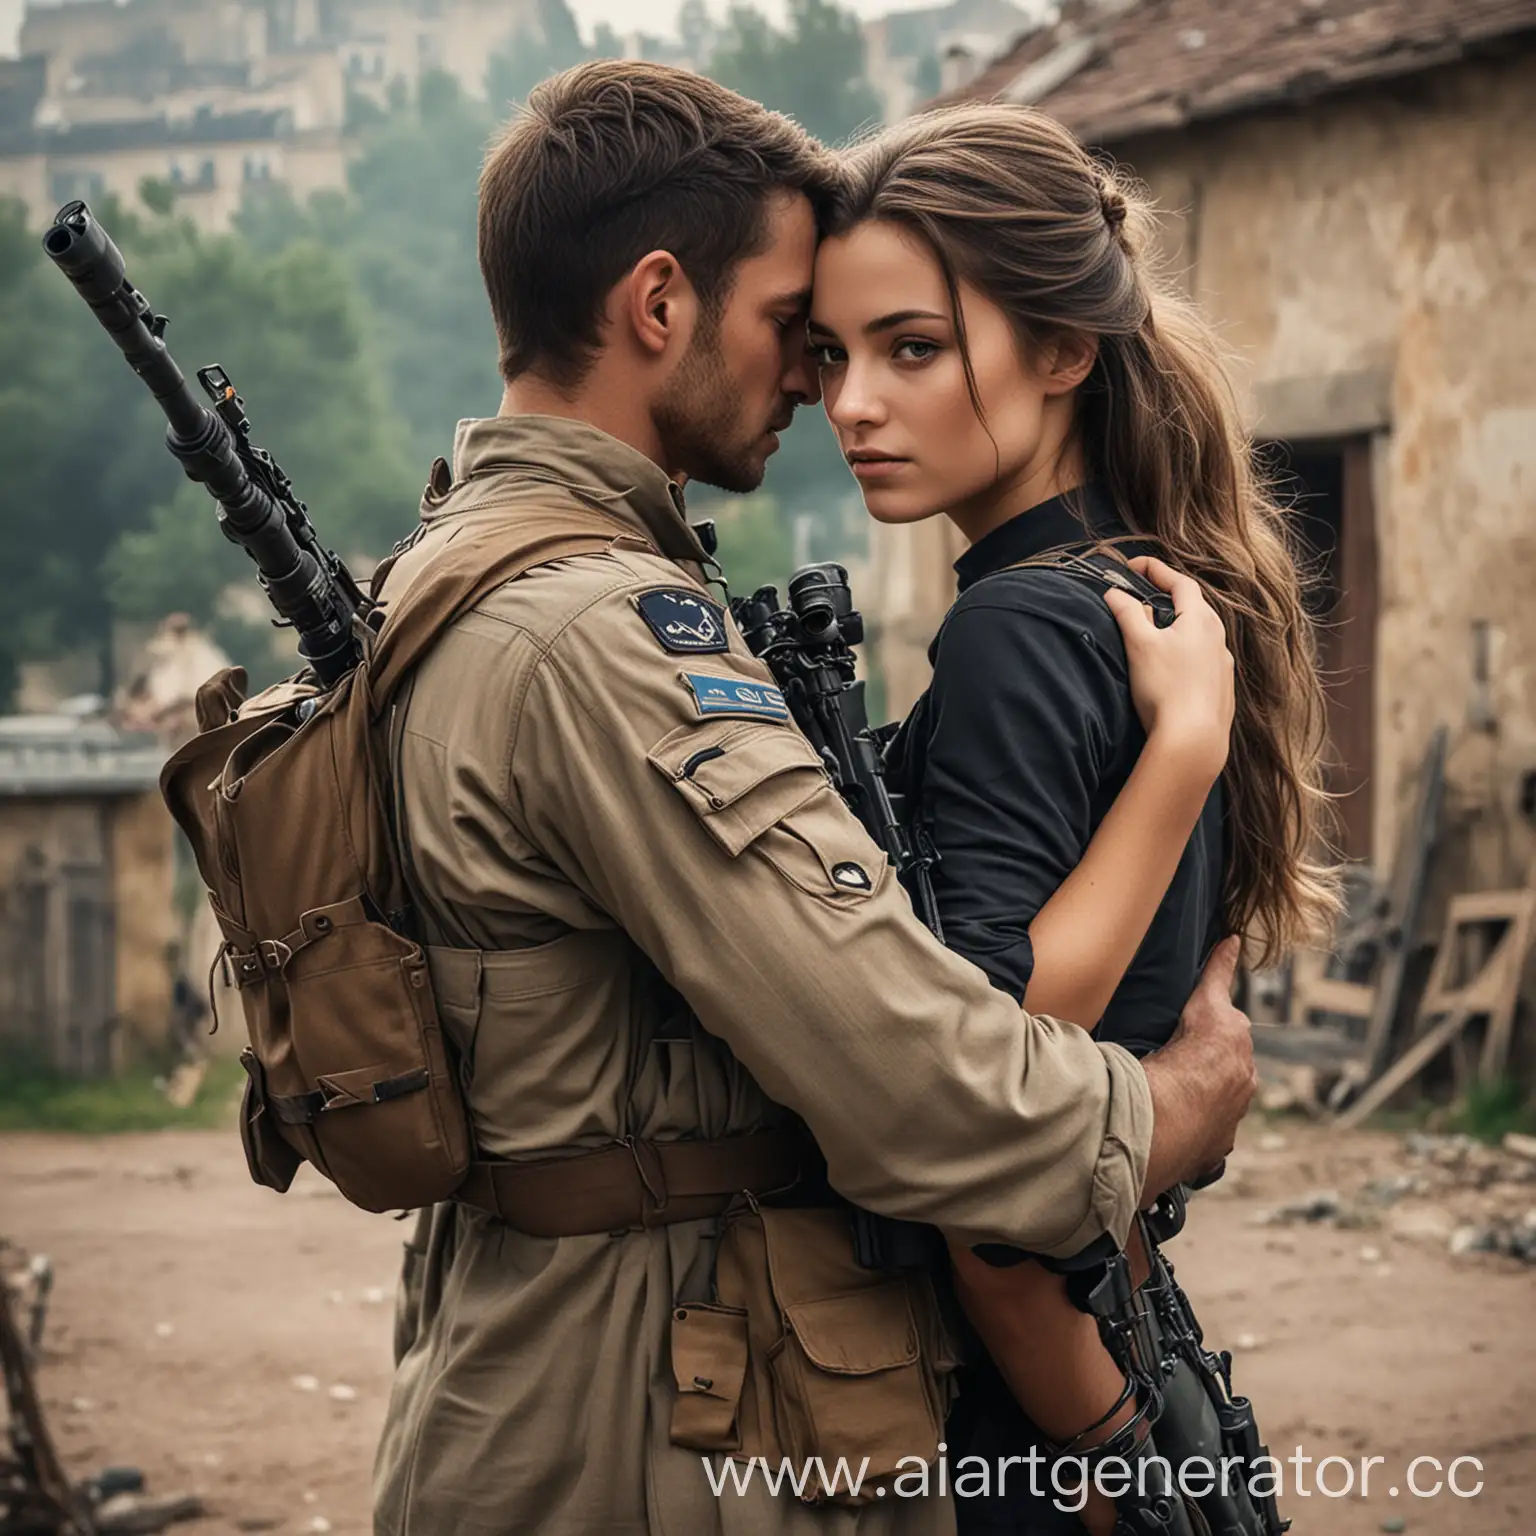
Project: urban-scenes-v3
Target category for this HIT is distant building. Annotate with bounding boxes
[0,711,174,1077]
[325,0,539,107]
[0,0,539,230]
[872,0,1536,905]
[862,0,1047,122]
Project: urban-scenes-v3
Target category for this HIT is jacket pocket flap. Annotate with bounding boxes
[648,719,827,857]
[784,1282,919,1375]
[670,1303,749,1452]
[672,1302,750,1400]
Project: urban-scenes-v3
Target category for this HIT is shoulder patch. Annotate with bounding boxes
[682,672,790,722]
[635,588,729,653]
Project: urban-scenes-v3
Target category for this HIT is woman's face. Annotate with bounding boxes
[809,220,1081,538]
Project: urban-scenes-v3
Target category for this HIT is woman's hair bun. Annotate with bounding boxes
[1100,183,1129,233]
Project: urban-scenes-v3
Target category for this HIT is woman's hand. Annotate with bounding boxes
[1103,555,1234,779]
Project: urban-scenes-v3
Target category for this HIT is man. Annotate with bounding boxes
[373,60,1255,1535]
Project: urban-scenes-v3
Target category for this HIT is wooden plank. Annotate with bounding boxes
[0,1278,94,1533]
[1360,726,1446,1078]
[1333,1007,1473,1131]
[1410,889,1535,1085]
[1253,1021,1364,1065]
[1295,977,1375,1021]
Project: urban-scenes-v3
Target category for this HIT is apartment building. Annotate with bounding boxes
[0,0,538,229]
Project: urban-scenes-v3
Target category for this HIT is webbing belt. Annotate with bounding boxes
[453,1127,809,1236]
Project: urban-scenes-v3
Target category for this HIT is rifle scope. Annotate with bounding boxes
[42,200,367,686]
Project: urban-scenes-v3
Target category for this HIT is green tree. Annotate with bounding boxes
[104,228,419,628]
[0,196,97,703]
[485,0,591,108]
[707,495,794,602]
[677,0,715,63]
[239,71,502,474]
[708,0,882,145]
[0,193,418,702]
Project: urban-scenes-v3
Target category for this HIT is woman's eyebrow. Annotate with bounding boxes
[865,308,947,333]
[807,308,947,340]
[804,308,946,339]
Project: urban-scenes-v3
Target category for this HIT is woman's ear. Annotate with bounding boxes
[1039,331,1099,396]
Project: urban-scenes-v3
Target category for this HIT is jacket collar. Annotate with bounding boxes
[953,482,1128,593]
[438,414,708,564]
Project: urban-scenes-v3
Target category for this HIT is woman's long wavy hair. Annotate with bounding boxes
[832,105,1340,960]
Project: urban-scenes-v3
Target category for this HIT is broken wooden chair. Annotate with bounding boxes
[1333,886,1536,1130]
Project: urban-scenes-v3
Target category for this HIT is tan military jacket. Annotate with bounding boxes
[372,415,1153,1536]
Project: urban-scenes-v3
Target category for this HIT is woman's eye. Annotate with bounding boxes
[894,338,939,362]
[808,343,845,367]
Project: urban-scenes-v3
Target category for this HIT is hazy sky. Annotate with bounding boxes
[0,0,926,56]
[569,0,919,34]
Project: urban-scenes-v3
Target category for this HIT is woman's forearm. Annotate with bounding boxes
[1024,730,1221,1029]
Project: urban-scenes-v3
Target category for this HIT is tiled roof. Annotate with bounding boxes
[0,716,164,797]
[0,105,293,159]
[943,0,1536,143]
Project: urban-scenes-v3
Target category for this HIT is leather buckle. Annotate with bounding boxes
[258,938,292,971]
[621,1136,670,1224]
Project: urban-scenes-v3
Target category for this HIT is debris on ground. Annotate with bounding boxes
[94,1491,205,1534]
[1243,1131,1536,1261]
[2,1237,204,1535]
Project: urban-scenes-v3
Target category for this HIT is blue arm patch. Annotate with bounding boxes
[683,672,790,722]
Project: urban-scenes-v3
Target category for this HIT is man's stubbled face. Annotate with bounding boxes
[657,190,823,494]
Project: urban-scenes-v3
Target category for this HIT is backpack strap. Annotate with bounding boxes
[364,507,645,716]
[1045,550,1176,628]
[978,549,1176,629]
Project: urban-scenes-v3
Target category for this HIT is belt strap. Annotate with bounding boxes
[454,1128,808,1237]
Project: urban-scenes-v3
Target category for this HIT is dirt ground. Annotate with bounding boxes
[3,1118,1533,1536]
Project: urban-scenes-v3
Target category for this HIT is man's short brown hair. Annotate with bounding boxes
[479,61,836,388]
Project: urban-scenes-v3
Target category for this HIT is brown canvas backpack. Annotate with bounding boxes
[160,506,623,1213]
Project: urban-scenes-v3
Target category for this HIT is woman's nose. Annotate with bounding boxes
[826,361,885,429]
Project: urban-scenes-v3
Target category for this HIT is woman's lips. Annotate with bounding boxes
[849,456,910,480]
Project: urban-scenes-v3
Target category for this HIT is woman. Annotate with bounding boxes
[808,106,1339,1532]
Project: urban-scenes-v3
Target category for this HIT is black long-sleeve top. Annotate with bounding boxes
[887,485,1226,1058]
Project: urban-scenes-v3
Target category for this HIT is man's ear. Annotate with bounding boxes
[1039,330,1099,396]
[624,249,698,359]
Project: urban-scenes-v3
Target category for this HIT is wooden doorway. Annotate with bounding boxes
[1262,437,1379,862]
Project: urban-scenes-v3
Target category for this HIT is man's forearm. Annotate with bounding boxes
[1140,1049,1203,1200]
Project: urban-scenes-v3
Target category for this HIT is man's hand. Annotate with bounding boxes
[1140,936,1257,1200]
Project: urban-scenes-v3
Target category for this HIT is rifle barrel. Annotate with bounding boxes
[42,200,364,686]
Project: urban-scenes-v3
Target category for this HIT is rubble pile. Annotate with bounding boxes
[1249,1132,1536,1262]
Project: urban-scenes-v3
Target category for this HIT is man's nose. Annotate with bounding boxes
[780,336,821,407]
